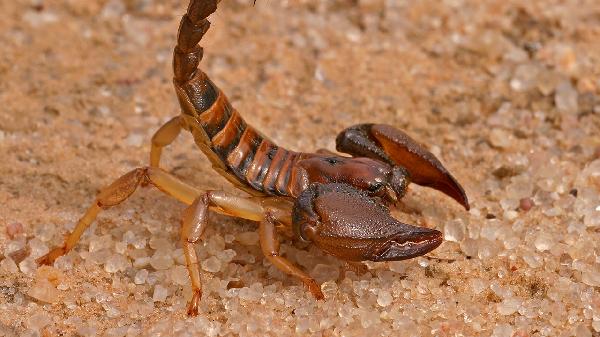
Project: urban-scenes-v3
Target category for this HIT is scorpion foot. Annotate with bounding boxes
[187,289,202,316]
[36,246,66,266]
[304,278,325,300]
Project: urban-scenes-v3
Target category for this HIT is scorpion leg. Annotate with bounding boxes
[37,166,321,314]
[36,167,258,265]
[182,196,322,313]
[180,195,209,316]
[336,124,469,210]
[259,213,325,300]
[150,116,183,167]
[36,167,198,265]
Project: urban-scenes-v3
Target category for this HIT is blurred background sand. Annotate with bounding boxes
[0,0,599,336]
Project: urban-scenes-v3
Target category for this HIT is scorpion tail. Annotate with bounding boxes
[173,0,219,84]
[335,124,470,210]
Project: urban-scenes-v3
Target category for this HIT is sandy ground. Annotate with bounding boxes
[1,0,600,336]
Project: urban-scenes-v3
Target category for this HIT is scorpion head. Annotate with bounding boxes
[294,155,410,205]
[292,183,442,261]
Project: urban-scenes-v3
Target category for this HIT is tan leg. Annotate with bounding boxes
[259,214,324,300]
[177,189,273,316]
[180,195,209,316]
[38,166,265,265]
[36,169,147,265]
[35,165,267,314]
[150,116,182,167]
[38,165,322,316]
[37,167,199,266]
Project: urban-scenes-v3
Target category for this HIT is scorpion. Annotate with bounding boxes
[38,0,469,316]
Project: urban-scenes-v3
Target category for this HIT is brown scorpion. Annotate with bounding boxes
[38,0,469,316]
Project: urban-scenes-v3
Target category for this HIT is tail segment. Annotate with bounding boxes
[172,1,300,197]
[173,0,218,84]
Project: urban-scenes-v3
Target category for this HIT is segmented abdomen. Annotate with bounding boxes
[178,72,300,196]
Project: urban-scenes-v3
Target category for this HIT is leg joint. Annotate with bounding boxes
[96,168,148,207]
[185,237,200,244]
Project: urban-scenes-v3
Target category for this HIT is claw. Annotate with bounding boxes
[336,124,469,210]
[292,183,442,262]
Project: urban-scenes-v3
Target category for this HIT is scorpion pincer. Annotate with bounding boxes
[38,0,469,316]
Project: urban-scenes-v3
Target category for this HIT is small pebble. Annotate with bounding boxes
[28,279,61,303]
[104,254,129,273]
[171,265,189,286]
[489,129,512,148]
[216,249,236,263]
[150,251,174,270]
[444,219,465,242]
[206,235,225,255]
[6,222,24,239]
[34,223,56,242]
[359,309,380,328]
[581,270,600,287]
[497,298,521,315]
[77,326,98,337]
[201,256,221,273]
[26,312,52,331]
[153,285,168,302]
[224,234,235,243]
[134,269,149,285]
[519,198,534,211]
[19,257,37,275]
[376,290,393,307]
[0,257,18,274]
[555,81,579,114]
[311,264,339,284]
[534,232,554,251]
[125,133,144,147]
[592,320,600,332]
[89,235,113,253]
[574,324,592,337]
[491,324,513,337]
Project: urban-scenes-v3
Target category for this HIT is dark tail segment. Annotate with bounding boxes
[173,0,218,84]
[201,92,301,197]
[172,1,299,198]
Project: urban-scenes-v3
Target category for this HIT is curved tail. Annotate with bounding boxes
[173,0,218,84]
[171,1,301,198]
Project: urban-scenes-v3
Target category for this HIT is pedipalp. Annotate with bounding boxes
[336,123,470,210]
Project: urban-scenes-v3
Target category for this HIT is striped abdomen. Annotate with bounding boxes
[176,71,301,197]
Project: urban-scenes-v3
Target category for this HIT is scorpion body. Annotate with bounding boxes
[39,0,470,316]
[171,3,397,201]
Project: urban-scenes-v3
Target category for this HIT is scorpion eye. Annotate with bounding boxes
[369,182,383,192]
[324,157,340,165]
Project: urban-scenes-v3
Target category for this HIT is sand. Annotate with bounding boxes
[1,0,599,336]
